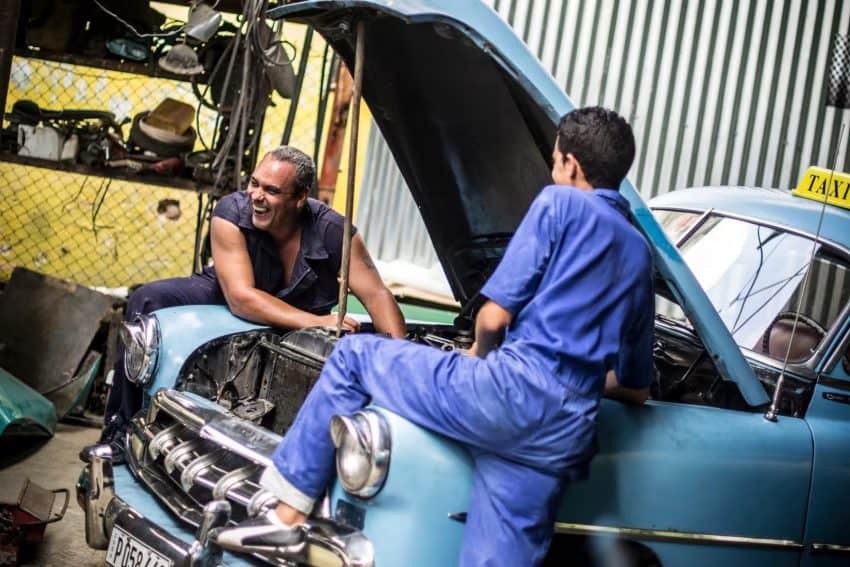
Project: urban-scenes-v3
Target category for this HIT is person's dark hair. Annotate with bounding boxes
[556,106,635,189]
[265,146,316,195]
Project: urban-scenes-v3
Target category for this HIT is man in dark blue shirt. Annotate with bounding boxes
[216,108,654,566]
[93,146,405,462]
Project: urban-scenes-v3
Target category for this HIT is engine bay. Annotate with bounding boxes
[174,316,813,435]
[175,323,473,434]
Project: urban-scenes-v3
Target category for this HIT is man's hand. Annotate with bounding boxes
[604,370,650,405]
[315,313,361,333]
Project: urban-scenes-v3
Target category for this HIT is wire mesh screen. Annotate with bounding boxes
[827,33,850,109]
[0,22,333,289]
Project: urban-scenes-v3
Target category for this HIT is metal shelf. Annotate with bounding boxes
[0,152,217,194]
[14,47,206,84]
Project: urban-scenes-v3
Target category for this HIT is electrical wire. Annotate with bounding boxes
[92,0,185,38]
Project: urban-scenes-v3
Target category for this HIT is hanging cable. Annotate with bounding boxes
[92,0,184,38]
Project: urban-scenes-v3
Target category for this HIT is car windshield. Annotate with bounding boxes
[653,210,850,362]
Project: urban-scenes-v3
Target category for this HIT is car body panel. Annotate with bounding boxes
[330,408,474,566]
[800,325,850,565]
[649,186,850,253]
[145,305,267,400]
[321,398,813,566]
[558,399,811,563]
[0,367,57,437]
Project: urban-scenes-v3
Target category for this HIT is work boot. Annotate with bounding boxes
[214,509,306,559]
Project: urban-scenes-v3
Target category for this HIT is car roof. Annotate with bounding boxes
[649,186,850,253]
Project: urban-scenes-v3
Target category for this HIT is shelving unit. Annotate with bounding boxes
[0,153,216,194]
[14,46,206,84]
[1,47,218,195]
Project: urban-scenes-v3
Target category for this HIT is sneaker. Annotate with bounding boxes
[214,510,306,559]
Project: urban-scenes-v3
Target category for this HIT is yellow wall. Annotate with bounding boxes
[1,16,370,287]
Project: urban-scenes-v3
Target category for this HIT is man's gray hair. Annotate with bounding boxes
[266,146,316,195]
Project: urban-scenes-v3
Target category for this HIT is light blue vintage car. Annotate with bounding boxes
[77,1,850,566]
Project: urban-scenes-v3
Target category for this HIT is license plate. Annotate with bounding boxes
[106,525,174,567]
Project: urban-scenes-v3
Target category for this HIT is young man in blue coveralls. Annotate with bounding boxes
[216,107,655,566]
[86,146,406,463]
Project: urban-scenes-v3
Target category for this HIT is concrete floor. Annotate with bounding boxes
[0,424,106,566]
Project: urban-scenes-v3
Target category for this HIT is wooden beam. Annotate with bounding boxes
[0,0,22,126]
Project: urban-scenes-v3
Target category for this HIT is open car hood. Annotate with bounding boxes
[269,0,769,406]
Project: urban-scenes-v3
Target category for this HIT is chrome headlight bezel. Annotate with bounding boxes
[330,409,391,499]
[120,314,160,387]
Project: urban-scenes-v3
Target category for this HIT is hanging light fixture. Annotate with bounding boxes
[158,2,221,76]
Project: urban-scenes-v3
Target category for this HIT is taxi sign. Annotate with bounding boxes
[792,166,850,211]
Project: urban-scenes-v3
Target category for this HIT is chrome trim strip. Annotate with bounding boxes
[818,375,850,393]
[672,208,713,247]
[650,206,850,257]
[554,523,804,550]
[822,318,850,374]
[200,416,280,468]
[811,543,850,554]
[154,390,281,467]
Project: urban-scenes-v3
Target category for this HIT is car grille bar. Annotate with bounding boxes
[128,389,283,526]
[125,388,375,566]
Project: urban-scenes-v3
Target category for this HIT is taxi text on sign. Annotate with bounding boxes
[792,166,850,211]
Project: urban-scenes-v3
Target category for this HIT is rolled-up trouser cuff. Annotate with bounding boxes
[260,466,315,515]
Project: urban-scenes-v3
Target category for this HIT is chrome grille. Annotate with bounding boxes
[127,389,282,527]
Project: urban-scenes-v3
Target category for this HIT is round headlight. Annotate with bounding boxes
[119,315,160,387]
[330,410,391,499]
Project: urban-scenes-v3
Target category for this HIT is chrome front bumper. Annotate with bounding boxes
[77,446,229,567]
[77,390,374,567]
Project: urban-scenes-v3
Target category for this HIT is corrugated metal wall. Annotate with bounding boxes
[358,0,850,288]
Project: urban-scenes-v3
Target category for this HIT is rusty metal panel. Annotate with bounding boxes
[0,268,112,406]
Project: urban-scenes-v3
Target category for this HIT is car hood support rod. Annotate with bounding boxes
[336,19,366,336]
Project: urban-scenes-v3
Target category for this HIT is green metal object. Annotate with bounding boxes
[346,296,457,326]
[0,367,57,437]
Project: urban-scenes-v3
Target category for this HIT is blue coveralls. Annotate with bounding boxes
[104,192,353,427]
[265,185,655,566]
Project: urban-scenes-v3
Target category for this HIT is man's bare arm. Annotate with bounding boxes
[211,217,359,331]
[469,300,512,358]
[603,370,650,405]
[347,234,406,338]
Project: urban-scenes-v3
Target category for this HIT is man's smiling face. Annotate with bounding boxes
[247,156,307,234]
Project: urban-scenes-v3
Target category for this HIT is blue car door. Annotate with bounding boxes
[801,323,850,566]
[557,395,812,566]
